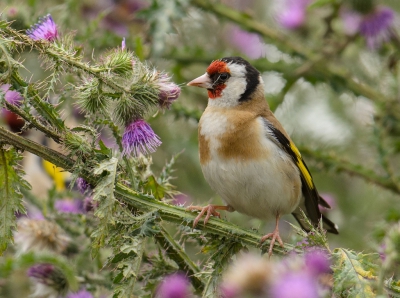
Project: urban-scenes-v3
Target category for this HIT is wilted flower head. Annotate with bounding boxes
[122,119,161,157]
[156,273,192,298]
[229,26,266,59]
[27,14,58,41]
[277,0,311,29]
[221,254,272,297]
[67,289,94,298]
[341,6,396,49]
[14,218,70,254]
[0,84,23,106]
[55,199,84,214]
[27,264,68,298]
[156,74,181,109]
[76,177,90,194]
[269,271,319,298]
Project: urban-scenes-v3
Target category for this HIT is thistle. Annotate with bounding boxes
[27,264,68,298]
[156,273,192,298]
[76,177,90,194]
[156,74,181,109]
[0,84,23,106]
[341,6,396,49]
[55,199,84,214]
[277,0,311,29]
[66,289,94,298]
[14,218,70,254]
[26,14,58,41]
[122,119,162,157]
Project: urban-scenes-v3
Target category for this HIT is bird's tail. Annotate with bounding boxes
[292,211,339,234]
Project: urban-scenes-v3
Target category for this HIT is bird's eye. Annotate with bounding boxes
[219,73,229,81]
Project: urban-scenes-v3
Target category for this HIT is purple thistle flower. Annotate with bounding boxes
[76,177,90,194]
[27,264,55,281]
[0,84,23,106]
[157,74,181,109]
[67,289,94,298]
[54,199,84,214]
[122,119,162,157]
[277,0,311,29]
[27,263,68,296]
[121,37,126,50]
[304,249,331,276]
[269,272,319,298]
[83,196,97,213]
[229,26,266,59]
[360,7,395,49]
[157,273,192,298]
[27,14,58,41]
[341,6,396,49]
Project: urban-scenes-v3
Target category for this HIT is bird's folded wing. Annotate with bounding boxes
[262,117,338,234]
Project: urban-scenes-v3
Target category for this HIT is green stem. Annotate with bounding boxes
[155,225,204,292]
[4,102,61,143]
[10,71,65,132]
[0,126,290,255]
[299,146,400,195]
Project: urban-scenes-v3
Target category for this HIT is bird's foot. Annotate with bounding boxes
[260,228,284,258]
[187,204,226,228]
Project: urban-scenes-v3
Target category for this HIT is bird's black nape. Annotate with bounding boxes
[221,56,260,102]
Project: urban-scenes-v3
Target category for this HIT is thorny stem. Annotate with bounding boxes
[4,102,61,143]
[155,225,204,292]
[0,126,290,255]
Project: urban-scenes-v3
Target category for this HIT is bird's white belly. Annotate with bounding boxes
[199,115,301,220]
[202,154,300,220]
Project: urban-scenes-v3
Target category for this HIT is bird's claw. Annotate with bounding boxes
[260,229,284,258]
[187,205,221,228]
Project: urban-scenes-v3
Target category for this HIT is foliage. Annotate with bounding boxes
[1,0,400,297]
[0,147,29,254]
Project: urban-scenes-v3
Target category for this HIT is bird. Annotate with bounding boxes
[186,56,338,256]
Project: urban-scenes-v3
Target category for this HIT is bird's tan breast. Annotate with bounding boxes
[198,106,269,164]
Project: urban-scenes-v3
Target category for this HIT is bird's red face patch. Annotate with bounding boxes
[207,84,226,99]
[206,60,230,99]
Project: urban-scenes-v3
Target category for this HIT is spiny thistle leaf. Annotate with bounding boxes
[200,236,244,297]
[0,147,29,254]
[113,236,145,298]
[91,157,118,256]
[288,209,329,250]
[332,248,379,298]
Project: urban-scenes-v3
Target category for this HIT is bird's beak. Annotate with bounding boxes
[187,73,212,89]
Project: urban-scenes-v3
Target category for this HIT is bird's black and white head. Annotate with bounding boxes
[187,57,263,108]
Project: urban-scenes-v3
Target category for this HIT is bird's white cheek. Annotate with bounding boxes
[207,78,246,108]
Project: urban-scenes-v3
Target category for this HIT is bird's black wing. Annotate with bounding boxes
[263,119,339,234]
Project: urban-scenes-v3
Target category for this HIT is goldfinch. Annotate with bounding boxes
[187,57,338,256]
